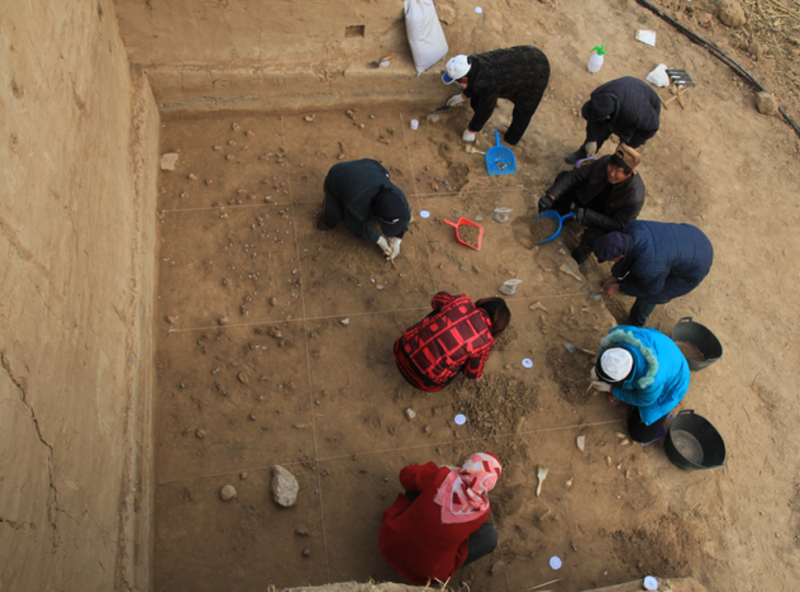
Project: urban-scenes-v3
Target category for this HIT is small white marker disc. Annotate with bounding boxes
[549,556,562,570]
[454,414,467,425]
[475,7,483,13]
[420,210,431,219]
[522,358,534,368]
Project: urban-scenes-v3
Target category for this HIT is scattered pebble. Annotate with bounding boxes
[405,408,417,421]
[220,485,237,501]
[620,439,630,446]
[231,123,240,130]
[195,428,206,440]
[218,316,229,326]
[240,471,248,480]
[160,153,179,171]
[605,456,612,467]
[576,435,585,452]
[302,548,311,557]
[238,371,249,385]
[187,173,197,180]
[340,318,350,326]
[272,465,300,507]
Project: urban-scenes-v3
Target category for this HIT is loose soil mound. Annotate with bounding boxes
[455,374,538,438]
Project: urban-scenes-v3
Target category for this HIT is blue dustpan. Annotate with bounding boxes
[533,210,576,244]
[486,131,516,175]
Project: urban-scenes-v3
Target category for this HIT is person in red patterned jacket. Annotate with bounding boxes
[394,293,510,391]
[379,452,502,585]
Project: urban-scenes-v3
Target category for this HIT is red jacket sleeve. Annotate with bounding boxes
[399,462,441,492]
[430,291,454,313]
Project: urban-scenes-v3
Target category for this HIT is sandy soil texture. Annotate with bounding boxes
[151,2,800,592]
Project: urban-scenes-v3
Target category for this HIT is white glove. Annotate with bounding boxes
[376,236,392,257]
[584,141,598,157]
[462,129,476,143]
[387,237,402,261]
[447,93,467,107]
[591,380,612,393]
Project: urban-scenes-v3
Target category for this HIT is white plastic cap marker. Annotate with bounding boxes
[522,358,534,368]
[420,210,431,219]
[454,414,467,425]
[643,576,659,591]
[549,556,562,570]
[475,6,483,13]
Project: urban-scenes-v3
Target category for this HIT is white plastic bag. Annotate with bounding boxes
[647,63,670,88]
[404,0,449,74]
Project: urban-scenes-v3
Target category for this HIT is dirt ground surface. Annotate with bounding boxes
[152,1,800,592]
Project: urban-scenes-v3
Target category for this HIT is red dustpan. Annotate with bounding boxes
[444,218,484,251]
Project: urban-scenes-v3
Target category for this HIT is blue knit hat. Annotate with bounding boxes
[593,231,626,263]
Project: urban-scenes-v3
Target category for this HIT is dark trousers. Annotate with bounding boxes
[504,106,535,146]
[551,189,608,265]
[404,491,498,566]
[321,187,344,227]
[629,297,657,327]
[583,120,656,153]
[627,407,668,443]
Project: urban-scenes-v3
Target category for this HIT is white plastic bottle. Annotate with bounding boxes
[588,43,607,74]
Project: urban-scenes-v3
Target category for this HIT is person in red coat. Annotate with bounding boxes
[394,293,511,391]
[378,452,502,585]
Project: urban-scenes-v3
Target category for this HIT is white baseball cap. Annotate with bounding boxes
[442,55,471,84]
[598,347,634,382]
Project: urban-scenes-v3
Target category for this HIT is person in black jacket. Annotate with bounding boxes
[538,143,645,266]
[565,76,661,164]
[593,221,714,326]
[442,46,550,145]
[317,159,411,261]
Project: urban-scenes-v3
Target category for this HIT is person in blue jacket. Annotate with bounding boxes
[593,220,714,326]
[590,325,690,443]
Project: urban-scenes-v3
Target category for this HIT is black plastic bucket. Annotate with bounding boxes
[665,409,726,471]
[670,317,723,372]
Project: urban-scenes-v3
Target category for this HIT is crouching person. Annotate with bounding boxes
[591,325,690,444]
[379,452,502,585]
[317,158,410,261]
[394,293,510,391]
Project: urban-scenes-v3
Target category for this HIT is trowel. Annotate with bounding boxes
[368,54,393,68]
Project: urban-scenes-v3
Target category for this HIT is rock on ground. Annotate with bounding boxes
[160,152,179,170]
[717,0,747,27]
[272,465,299,507]
[755,91,778,115]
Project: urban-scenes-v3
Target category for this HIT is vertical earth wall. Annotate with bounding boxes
[113,0,454,111]
[0,0,157,590]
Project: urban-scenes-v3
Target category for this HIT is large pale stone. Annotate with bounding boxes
[755,91,778,115]
[160,152,179,170]
[718,0,747,27]
[271,465,299,507]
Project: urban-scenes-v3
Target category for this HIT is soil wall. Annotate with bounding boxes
[113,0,469,111]
[0,1,158,590]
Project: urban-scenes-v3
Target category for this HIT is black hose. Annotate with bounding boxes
[635,0,800,139]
